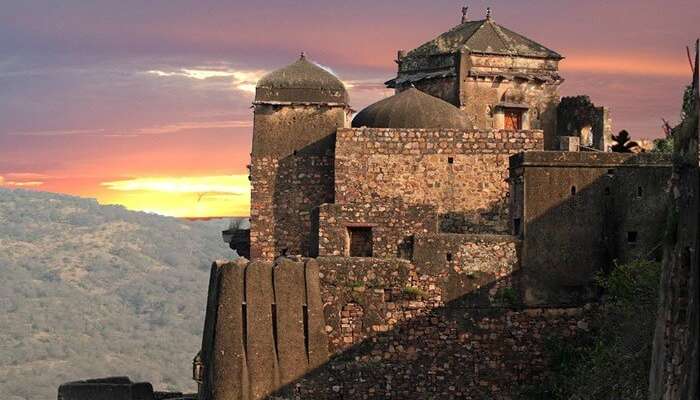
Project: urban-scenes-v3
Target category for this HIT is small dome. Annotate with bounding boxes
[255,55,348,105]
[352,87,472,130]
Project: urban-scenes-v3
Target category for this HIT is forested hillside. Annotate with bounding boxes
[0,189,235,400]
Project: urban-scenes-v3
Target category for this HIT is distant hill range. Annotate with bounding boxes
[0,189,236,400]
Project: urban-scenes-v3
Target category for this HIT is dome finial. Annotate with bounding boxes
[486,7,492,20]
[300,51,306,60]
[461,5,469,23]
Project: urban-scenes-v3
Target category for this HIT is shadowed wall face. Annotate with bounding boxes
[649,51,699,400]
[250,105,346,260]
[510,151,672,305]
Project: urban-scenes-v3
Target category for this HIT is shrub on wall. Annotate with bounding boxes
[522,259,661,400]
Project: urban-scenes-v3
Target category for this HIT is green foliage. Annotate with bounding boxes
[494,286,518,306]
[350,281,365,289]
[611,130,640,153]
[681,84,695,123]
[557,96,598,137]
[0,189,235,399]
[522,260,662,400]
[402,286,427,300]
[652,137,674,154]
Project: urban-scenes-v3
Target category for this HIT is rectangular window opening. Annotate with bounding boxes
[446,252,453,262]
[348,226,373,257]
[513,218,522,235]
[448,157,454,164]
[627,231,638,244]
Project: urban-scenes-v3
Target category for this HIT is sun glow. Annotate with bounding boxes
[100,175,250,217]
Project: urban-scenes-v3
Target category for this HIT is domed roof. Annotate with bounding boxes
[352,87,472,129]
[255,54,348,105]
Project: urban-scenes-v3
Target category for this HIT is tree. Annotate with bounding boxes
[557,96,598,137]
[611,130,639,153]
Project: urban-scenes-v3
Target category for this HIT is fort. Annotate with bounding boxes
[58,9,699,400]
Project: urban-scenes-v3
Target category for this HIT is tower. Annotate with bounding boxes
[250,54,350,260]
[387,8,564,148]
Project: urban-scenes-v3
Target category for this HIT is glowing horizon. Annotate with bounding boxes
[1,1,697,217]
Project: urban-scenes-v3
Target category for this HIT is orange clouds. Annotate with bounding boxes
[562,54,691,77]
[0,173,47,188]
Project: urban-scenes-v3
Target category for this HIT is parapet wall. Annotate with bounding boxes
[335,128,544,234]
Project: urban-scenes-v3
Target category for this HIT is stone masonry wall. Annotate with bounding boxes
[283,256,595,399]
[200,242,592,399]
[250,152,335,260]
[315,199,438,258]
[250,104,345,261]
[413,233,520,304]
[334,128,543,235]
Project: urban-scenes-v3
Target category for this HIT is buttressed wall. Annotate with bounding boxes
[334,127,544,234]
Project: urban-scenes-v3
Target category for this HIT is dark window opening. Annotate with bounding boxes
[637,186,643,198]
[607,169,615,175]
[446,252,453,262]
[448,157,454,164]
[604,187,611,195]
[348,226,373,257]
[293,150,298,156]
[571,186,577,196]
[302,304,309,360]
[513,218,522,235]
[627,231,638,244]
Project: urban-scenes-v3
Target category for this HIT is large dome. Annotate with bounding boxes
[352,87,472,129]
[255,54,349,105]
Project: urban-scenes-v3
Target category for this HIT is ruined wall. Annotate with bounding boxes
[250,105,346,260]
[649,49,699,400]
[335,127,543,234]
[592,106,613,151]
[314,199,438,258]
[510,151,672,305]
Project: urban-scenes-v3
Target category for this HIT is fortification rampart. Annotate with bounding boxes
[335,128,543,234]
[199,248,595,400]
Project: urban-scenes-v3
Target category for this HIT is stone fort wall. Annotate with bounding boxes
[334,127,543,234]
[199,247,594,400]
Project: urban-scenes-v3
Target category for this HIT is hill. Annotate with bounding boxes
[0,189,236,400]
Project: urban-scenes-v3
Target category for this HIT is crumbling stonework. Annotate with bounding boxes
[649,43,699,400]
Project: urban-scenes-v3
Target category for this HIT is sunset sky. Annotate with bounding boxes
[1,0,698,217]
